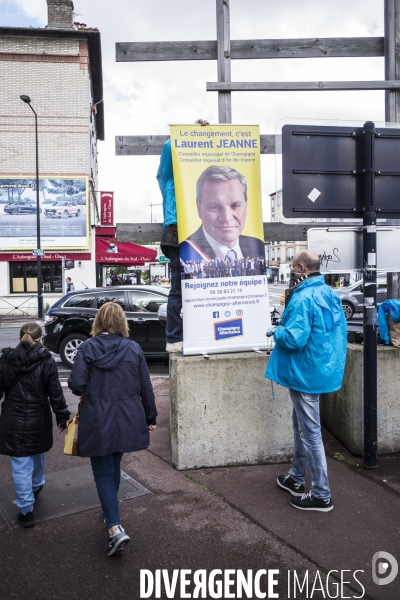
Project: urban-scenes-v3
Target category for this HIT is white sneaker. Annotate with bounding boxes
[106,525,130,557]
[166,341,183,353]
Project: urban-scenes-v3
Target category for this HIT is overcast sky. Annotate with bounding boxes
[1,0,386,224]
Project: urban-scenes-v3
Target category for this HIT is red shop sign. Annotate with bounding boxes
[100,191,114,226]
[0,252,91,262]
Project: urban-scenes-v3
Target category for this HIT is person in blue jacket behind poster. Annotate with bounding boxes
[266,250,347,512]
[156,119,209,353]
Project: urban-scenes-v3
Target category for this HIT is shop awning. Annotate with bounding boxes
[96,237,157,265]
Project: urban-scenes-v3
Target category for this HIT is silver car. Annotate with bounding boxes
[335,276,387,320]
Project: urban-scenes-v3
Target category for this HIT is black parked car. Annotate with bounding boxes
[44,285,170,367]
[4,200,42,215]
[335,275,387,320]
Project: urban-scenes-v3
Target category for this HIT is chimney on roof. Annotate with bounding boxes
[46,0,74,29]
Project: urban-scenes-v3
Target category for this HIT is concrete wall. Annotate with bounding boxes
[169,352,294,470]
[321,344,400,456]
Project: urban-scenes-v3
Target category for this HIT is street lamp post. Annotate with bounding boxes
[20,95,43,319]
[149,202,162,223]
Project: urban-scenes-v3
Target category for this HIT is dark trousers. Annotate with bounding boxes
[161,245,183,343]
[90,452,123,529]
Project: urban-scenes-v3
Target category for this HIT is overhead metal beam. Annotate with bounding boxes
[207,80,400,92]
[116,37,384,62]
[115,134,278,156]
[116,222,356,244]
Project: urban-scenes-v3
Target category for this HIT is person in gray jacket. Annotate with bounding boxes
[66,277,75,293]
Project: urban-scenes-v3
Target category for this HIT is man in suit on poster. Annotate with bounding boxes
[179,166,264,267]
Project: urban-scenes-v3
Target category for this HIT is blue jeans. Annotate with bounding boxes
[289,389,331,499]
[90,453,123,529]
[161,245,183,343]
[10,454,45,514]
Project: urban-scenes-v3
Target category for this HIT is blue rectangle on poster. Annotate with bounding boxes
[214,318,243,341]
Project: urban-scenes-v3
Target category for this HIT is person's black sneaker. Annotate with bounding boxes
[17,511,36,528]
[33,485,43,499]
[277,474,305,497]
[106,526,130,557]
[290,491,333,512]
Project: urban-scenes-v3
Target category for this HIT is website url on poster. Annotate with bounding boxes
[193,299,260,308]
[185,293,266,304]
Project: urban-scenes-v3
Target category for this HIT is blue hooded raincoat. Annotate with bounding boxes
[266,275,347,394]
[156,139,177,229]
[68,335,157,458]
[377,299,400,344]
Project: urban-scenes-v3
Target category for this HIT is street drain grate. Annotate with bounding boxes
[0,464,151,530]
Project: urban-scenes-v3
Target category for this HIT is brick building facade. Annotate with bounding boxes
[0,0,104,314]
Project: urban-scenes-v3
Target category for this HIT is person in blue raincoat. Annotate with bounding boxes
[266,250,347,512]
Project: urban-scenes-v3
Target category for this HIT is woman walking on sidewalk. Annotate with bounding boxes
[68,302,157,557]
[0,322,70,527]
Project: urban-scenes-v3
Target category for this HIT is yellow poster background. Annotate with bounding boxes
[170,124,263,243]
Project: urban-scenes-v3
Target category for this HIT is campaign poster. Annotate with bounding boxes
[0,177,89,250]
[170,124,271,355]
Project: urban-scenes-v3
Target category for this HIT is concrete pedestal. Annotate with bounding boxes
[320,344,400,456]
[169,352,294,470]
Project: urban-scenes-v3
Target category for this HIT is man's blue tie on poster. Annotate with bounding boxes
[225,249,237,261]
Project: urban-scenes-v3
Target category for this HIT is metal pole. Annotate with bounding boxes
[149,202,162,223]
[216,0,232,123]
[362,120,378,469]
[23,102,44,320]
[62,257,66,296]
[384,0,397,122]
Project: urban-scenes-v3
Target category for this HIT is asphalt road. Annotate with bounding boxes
[0,282,360,379]
[0,326,169,377]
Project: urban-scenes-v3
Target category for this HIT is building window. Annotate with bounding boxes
[271,250,275,260]
[287,247,294,260]
[10,261,62,294]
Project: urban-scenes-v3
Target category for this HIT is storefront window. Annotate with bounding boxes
[10,261,62,294]
[11,263,25,293]
[26,264,38,292]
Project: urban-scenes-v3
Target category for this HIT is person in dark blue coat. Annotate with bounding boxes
[68,302,157,557]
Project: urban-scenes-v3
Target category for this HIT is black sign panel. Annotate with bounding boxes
[282,124,400,219]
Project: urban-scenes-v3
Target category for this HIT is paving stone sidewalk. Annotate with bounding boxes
[0,377,398,599]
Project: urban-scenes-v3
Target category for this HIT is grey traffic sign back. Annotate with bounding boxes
[307,227,400,272]
[282,124,400,219]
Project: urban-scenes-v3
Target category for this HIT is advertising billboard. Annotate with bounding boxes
[0,177,89,250]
